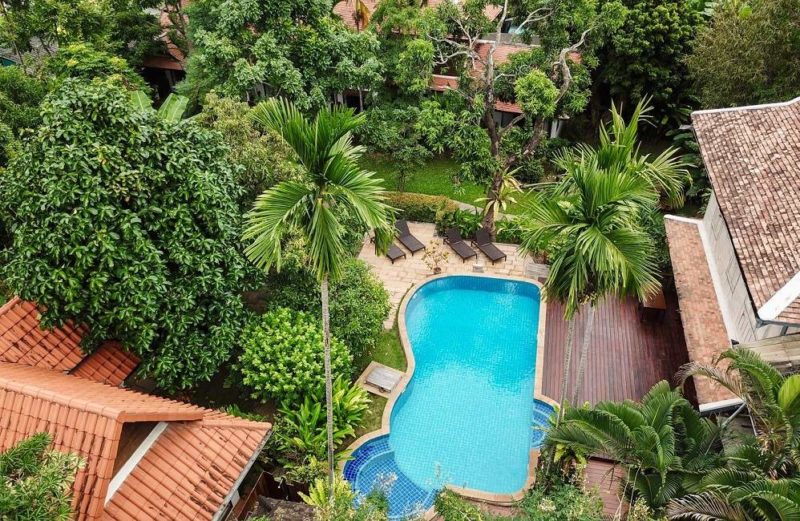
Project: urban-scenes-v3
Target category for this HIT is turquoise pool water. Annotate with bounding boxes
[345,276,548,518]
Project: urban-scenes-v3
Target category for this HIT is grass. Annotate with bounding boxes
[364,154,534,215]
[355,395,388,439]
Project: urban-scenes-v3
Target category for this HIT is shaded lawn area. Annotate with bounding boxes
[353,324,407,438]
[363,154,533,215]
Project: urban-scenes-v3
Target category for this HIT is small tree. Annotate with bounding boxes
[0,433,84,521]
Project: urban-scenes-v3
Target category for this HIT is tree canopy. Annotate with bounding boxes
[0,79,250,391]
[178,0,384,109]
[687,0,800,108]
[0,433,83,521]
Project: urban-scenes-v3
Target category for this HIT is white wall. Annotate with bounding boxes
[701,193,796,342]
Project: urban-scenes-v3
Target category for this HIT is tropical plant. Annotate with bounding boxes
[668,347,800,519]
[244,98,394,490]
[520,159,661,412]
[475,167,523,217]
[517,481,605,521]
[546,381,723,515]
[236,307,353,404]
[0,433,84,520]
[130,91,189,122]
[271,378,371,485]
[0,78,249,391]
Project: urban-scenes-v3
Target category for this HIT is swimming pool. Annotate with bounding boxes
[344,276,552,518]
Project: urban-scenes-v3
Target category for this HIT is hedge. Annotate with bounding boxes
[384,191,459,223]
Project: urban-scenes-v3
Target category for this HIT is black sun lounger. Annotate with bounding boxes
[444,228,478,262]
[386,243,407,264]
[395,219,426,255]
[472,227,507,264]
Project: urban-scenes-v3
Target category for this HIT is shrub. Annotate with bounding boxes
[496,219,523,244]
[434,208,481,238]
[302,477,389,520]
[265,258,390,361]
[384,191,458,223]
[237,307,352,403]
[270,378,370,485]
[435,490,489,520]
[517,482,604,521]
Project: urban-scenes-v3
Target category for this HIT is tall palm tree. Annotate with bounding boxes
[519,163,661,416]
[546,381,723,516]
[244,98,394,490]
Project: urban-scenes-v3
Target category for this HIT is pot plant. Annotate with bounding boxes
[422,240,449,274]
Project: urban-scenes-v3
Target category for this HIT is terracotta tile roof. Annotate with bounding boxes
[0,297,139,386]
[0,297,85,371]
[692,98,800,324]
[70,342,140,387]
[105,416,270,520]
[0,363,270,521]
[664,217,736,405]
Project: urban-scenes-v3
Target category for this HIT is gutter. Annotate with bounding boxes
[212,430,272,521]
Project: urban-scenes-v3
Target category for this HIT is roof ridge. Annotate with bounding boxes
[693,96,800,116]
[0,296,22,316]
[200,417,273,430]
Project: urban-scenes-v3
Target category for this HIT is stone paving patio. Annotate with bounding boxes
[358,221,549,328]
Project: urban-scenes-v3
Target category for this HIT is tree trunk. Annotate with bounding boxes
[320,275,335,497]
[481,172,503,238]
[570,303,596,406]
[556,316,576,424]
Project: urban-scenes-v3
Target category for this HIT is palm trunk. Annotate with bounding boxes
[321,275,335,496]
[570,303,596,405]
[556,317,576,424]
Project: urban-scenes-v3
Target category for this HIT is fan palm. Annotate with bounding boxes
[244,98,394,490]
[546,381,724,516]
[520,161,661,415]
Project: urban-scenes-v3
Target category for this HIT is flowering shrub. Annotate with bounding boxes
[236,307,352,403]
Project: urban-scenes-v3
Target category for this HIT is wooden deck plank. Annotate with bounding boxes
[542,285,692,405]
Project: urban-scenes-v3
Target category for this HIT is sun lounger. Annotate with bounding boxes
[444,228,478,262]
[366,365,403,393]
[472,227,507,264]
[395,219,425,255]
[386,243,407,264]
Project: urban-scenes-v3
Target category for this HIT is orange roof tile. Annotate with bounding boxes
[0,297,85,371]
[0,363,270,520]
[664,217,736,405]
[71,342,139,387]
[105,416,270,521]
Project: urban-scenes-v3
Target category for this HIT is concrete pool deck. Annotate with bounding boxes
[343,272,557,517]
[357,221,550,329]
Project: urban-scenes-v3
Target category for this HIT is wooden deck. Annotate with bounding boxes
[541,285,693,405]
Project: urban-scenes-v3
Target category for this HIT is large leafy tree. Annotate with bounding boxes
[0,65,48,168]
[547,381,723,516]
[594,0,705,119]
[0,79,250,391]
[0,433,83,520]
[0,0,161,67]
[687,0,800,109]
[372,0,626,236]
[244,99,394,490]
[179,0,383,110]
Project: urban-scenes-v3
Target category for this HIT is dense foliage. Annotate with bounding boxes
[237,307,353,404]
[0,79,249,391]
[0,66,48,167]
[302,477,388,520]
[596,0,705,117]
[44,43,147,91]
[179,0,383,109]
[688,0,800,108]
[384,191,459,223]
[194,92,301,208]
[0,0,162,67]
[0,433,83,520]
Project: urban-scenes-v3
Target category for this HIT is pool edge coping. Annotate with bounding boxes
[343,273,557,514]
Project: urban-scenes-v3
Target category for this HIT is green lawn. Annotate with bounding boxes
[364,154,533,215]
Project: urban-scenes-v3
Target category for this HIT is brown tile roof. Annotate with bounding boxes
[70,342,139,387]
[0,297,139,386]
[692,98,800,324]
[105,417,270,520]
[0,363,270,521]
[664,217,736,405]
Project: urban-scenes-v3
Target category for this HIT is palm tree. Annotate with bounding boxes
[244,98,394,490]
[546,381,724,517]
[519,163,661,415]
[668,347,800,519]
